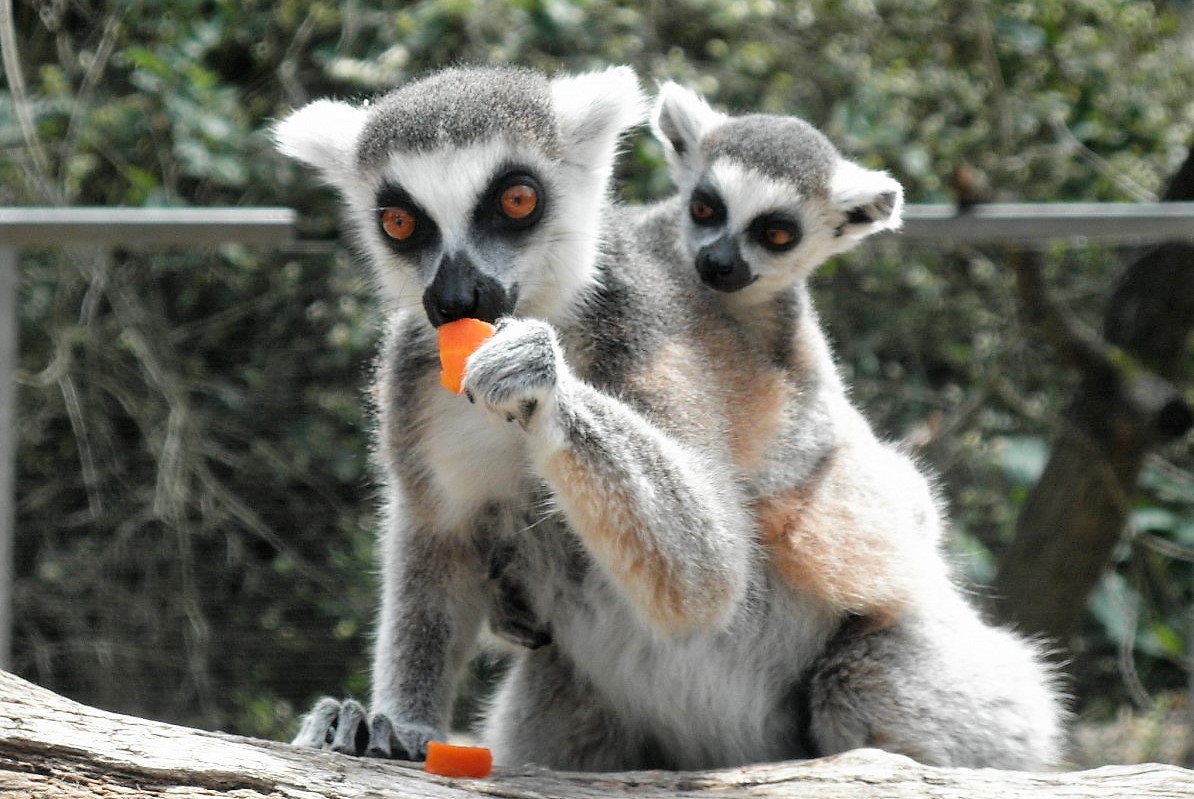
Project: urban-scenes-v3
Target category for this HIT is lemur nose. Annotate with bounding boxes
[696,238,754,293]
[434,287,479,323]
[423,252,516,326]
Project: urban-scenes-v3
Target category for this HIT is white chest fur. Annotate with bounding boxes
[421,391,532,528]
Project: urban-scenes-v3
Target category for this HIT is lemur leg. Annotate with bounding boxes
[291,504,487,760]
[806,606,1065,770]
[463,317,752,635]
[368,507,488,759]
[483,646,671,771]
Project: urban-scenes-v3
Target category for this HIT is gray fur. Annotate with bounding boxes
[706,116,838,197]
[356,66,559,168]
[281,66,1065,773]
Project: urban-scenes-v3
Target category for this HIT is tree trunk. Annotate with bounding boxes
[991,140,1194,644]
[2,671,1193,799]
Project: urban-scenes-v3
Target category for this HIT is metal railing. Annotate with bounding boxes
[898,202,1194,244]
[0,201,1192,673]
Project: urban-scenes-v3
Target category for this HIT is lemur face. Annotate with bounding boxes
[274,66,645,326]
[651,83,903,302]
[364,140,563,326]
[681,159,847,296]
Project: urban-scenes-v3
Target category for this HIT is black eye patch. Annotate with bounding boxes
[478,168,546,233]
[748,213,802,252]
[375,182,438,251]
[689,188,727,227]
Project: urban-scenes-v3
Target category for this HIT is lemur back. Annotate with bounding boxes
[275,66,1065,773]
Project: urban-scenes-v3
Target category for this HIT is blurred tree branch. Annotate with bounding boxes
[0,0,59,203]
[991,138,1194,645]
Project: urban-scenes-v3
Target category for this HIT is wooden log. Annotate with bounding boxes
[1,670,1193,798]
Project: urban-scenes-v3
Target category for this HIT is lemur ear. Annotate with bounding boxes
[830,159,904,243]
[651,82,727,178]
[550,66,647,173]
[272,99,368,188]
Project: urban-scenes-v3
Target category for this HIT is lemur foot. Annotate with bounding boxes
[462,317,560,430]
[290,697,438,760]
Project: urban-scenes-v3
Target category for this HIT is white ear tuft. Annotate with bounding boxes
[650,81,727,179]
[830,159,904,242]
[550,66,648,172]
[272,99,368,186]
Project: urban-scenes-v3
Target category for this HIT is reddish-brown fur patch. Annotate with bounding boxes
[545,447,730,634]
[755,447,913,628]
[719,366,790,473]
[687,330,792,473]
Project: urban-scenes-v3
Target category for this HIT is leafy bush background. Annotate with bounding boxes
[3,0,1193,747]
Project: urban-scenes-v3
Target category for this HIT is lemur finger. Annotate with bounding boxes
[330,699,369,756]
[365,713,395,759]
[393,722,438,761]
[462,319,559,427]
[290,696,341,748]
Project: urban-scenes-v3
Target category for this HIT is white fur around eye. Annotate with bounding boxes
[693,161,859,303]
[708,162,801,232]
[378,142,555,252]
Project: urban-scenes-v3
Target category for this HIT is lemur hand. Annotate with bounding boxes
[291,697,438,761]
[462,317,561,430]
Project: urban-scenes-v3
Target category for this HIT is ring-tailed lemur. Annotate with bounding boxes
[274,65,1063,772]
[649,81,1066,764]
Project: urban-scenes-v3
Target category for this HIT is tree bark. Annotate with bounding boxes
[991,139,1194,644]
[2,671,1194,799]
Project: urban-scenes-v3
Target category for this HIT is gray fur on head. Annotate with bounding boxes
[356,66,559,169]
[272,64,646,196]
[705,116,839,198]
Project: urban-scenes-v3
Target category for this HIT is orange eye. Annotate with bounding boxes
[765,228,793,247]
[691,200,715,221]
[500,184,538,220]
[380,207,416,240]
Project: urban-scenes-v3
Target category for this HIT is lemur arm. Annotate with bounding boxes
[463,318,753,635]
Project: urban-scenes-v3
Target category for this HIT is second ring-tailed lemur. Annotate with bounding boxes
[274,64,1064,771]
[649,81,1064,763]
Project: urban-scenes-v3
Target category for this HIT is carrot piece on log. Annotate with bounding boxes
[424,740,494,778]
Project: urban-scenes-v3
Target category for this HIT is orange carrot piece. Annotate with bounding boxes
[437,318,496,394]
[423,740,494,778]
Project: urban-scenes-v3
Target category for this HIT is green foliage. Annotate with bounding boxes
[3,0,1193,733]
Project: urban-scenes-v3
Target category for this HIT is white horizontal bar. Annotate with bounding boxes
[0,207,296,247]
[894,202,1194,244]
